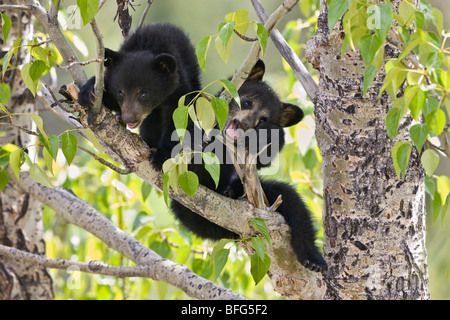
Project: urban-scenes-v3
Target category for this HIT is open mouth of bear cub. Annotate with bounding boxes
[127,121,141,129]
[225,119,241,140]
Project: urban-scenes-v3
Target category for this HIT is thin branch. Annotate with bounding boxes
[50,0,61,21]
[89,19,105,115]
[0,4,34,11]
[228,0,300,93]
[78,145,134,174]
[137,0,153,30]
[233,29,257,42]
[251,0,319,101]
[0,244,170,280]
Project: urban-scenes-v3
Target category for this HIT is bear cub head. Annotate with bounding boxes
[104,48,179,129]
[224,60,304,168]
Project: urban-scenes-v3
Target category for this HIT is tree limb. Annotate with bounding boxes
[251,0,319,101]
[12,172,245,300]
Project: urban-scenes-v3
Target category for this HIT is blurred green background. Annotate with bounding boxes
[37,0,449,299]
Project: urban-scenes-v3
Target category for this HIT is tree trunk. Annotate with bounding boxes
[0,0,54,299]
[307,0,429,299]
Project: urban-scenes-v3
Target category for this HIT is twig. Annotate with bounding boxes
[228,0,300,93]
[0,244,156,279]
[49,54,106,71]
[137,0,153,30]
[78,145,134,174]
[0,4,34,11]
[89,19,105,115]
[233,29,257,42]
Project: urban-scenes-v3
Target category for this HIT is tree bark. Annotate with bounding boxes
[307,0,430,299]
[0,0,54,299]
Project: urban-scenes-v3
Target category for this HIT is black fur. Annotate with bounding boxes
[78,23,201,169]
[171,60,327,272]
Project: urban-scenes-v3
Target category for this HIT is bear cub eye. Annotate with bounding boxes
[258,117,268,125]
[138,90,149,101]
[117,91,124,101]
[242,100,252,109]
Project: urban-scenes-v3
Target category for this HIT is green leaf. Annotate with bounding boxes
[225,9,249,39]
[29,114,48,145]
[202,152,220,188]
[250,218,271,246]
[215,34,233,64]
[421,148,440,176]
[251,22,268,56]
[409,89,426,121]
[409,124,428,154]
[0,84,11,105]
[211,239,232,265]
[217,79,240,108]
[251,236,266,261]
[398,31,425,62]
[374,3,393,40]
[10,149,24,181]
[62,132,78,165]
[77,0,100,25]
[363,64,376,97]
[437,176,450,206]
[219,21,235,49]
[29,60,49,81]
[210,97,229,132]
[397,0,416,26]
[162,172,170,206]
[83,128,104,155]
[178,171,199,197]
[328,0,351,31]
[379,60,408,99]
[21,62,39,96]
[392,141,412,179]
[250,253,271,285]
[425,109,446,137]
[386,106,402,139]
[0,170,9,192]
[42,147,54,176]
[173,104,189,143]
[30,163,53,188]
[2,36,22,78]
[196,36,212,71]
[195,97,215,134]
[359,33,384,65]
[214,248,229,280]
[1,13,11,45]
[149,240,172,259]
[141,182,152,202]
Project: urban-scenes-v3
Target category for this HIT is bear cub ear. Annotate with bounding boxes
[279,102,304,127]
[154,53,177,74]
[247,59,265,82]
[104,48,121,68]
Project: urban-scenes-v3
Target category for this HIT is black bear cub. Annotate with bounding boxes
[171,60,327,272]
[78,23,201,169]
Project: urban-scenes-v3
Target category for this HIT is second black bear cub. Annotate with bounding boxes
[171,60,327,272]
[78,23,201,169]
